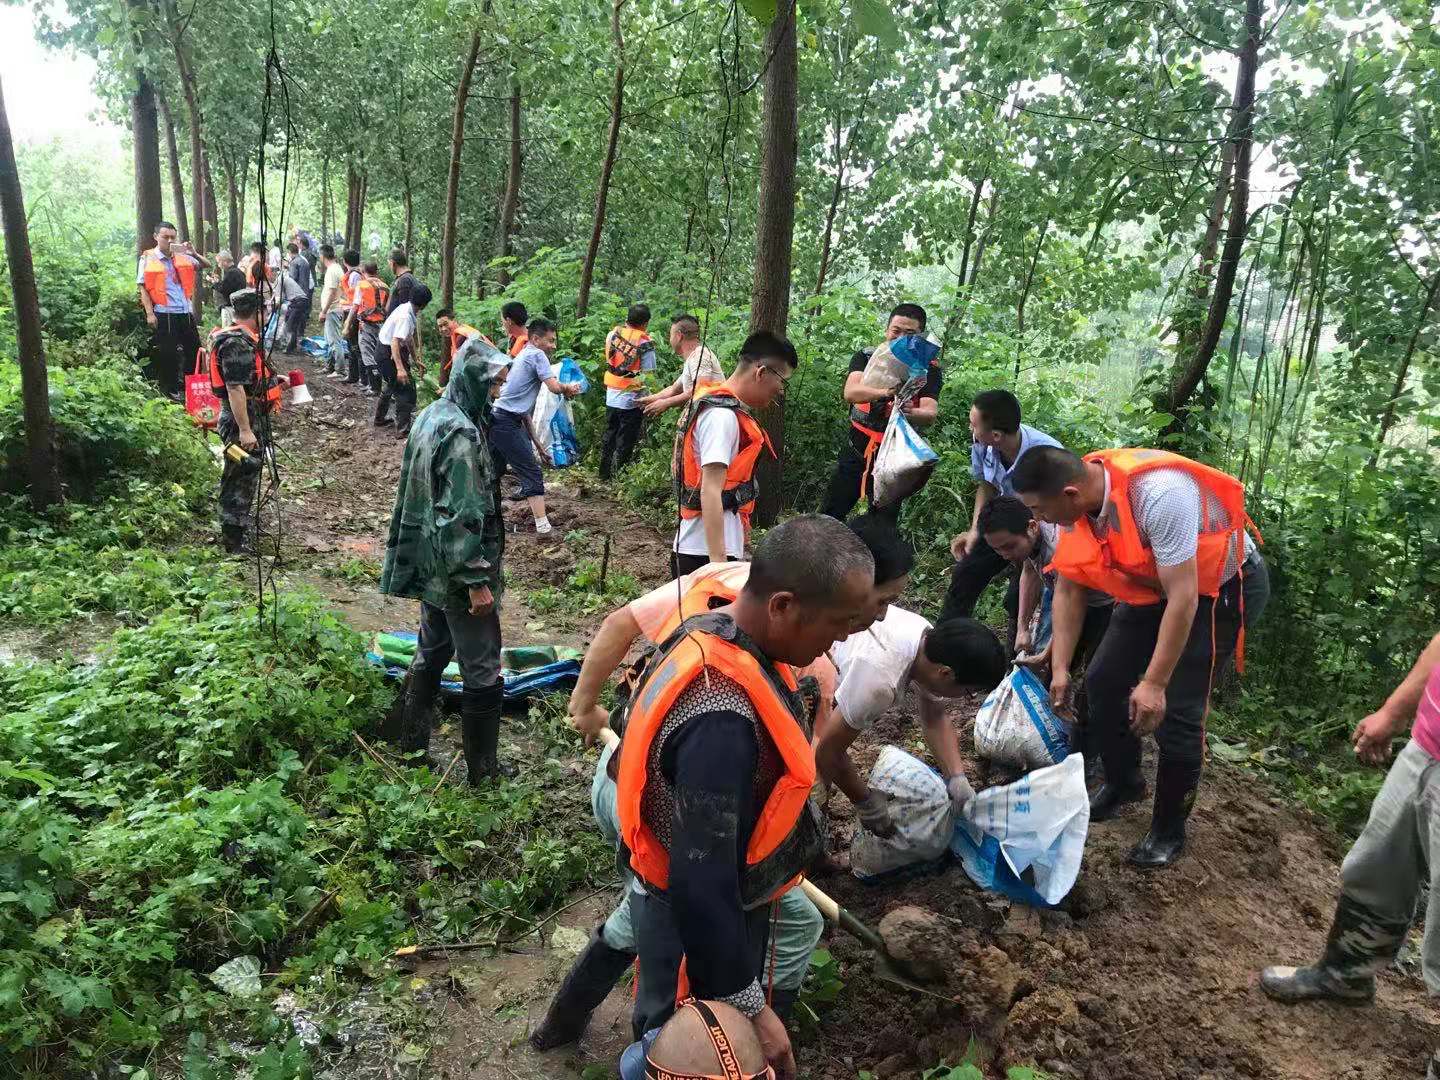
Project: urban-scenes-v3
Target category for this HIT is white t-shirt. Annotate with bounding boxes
[673,407,746,558]
[676,345,726,427]
[378,302,415,347]
[266,247,282,271]
[319,262,344,311]
[830,605,932,732]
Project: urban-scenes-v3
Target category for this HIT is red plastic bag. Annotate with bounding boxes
[185,345,221,429]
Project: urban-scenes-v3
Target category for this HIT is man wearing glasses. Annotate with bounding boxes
[671,331,797,578]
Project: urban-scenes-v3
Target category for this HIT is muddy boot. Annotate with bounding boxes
[370,370,383,393]
[1126,757,1200,869]
[394,399,413,439]
[769,987,799,1023]
[1258,964,1375,1005]
[529,924,636,1051]
[460,681,513,784]
[1091,730,1145,821]
[1089,774,1146,821]
[397,666,444,757]
[373,386,394,427]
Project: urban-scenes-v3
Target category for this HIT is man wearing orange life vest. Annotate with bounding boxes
[434,308,488,387]
[1012,446,1270,869]
[211,289,287,553]
[342,257,388,394]
[600,304,659,481]
[672,331,797,579]
[136,220,209,397]
[617,514,875,1077]
[500,300,529,357]
[819,303,940,522]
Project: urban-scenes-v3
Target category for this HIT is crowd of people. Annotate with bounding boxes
[135,231,1438,1079]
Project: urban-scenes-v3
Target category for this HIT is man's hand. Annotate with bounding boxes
[1050,667,1072,713]
[467,584,495,617]
[752,1006,795,1080]
[146,309,158,327]
[1128,678,1167,736]
[640,394,669,417]
[854,789,897,837]
[946,773,976,816]
[1352,710,1398,765]
[950,530,975,561]
[1014,629,1033,656]
[568,701,610,747]
[1017,640,1052,672]
[563,381,583,398]
[238,429,259,451]
[276,374,291,388]
[396,366,410,385]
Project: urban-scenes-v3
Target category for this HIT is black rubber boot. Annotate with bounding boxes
[770,986,799,1022]
[1089,776,1147,821]
[394,399,413,439]
[397,666,444,757]
[1258,964,1375,1005]
[370,370,383,393]
[1126,757,1200,869]
[373,386,394,426]
[529,924,636,1051]
[461,681,512,784]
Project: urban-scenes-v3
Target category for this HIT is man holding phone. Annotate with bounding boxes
[137,221,209,397]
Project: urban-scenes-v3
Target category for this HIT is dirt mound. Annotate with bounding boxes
[878,905,957,982]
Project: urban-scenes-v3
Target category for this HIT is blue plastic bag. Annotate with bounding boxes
[549,410,581,467]
[557,355,590,394]
[973,664,1069,770]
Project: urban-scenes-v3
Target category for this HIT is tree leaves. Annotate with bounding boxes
[208,955,263,997]
[738,0,779,24]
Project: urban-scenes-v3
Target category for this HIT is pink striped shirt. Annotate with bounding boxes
[1413,662,1440,761]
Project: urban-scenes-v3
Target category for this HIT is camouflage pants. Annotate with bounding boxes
[1319,738,1440,994]
[218,415,265,534]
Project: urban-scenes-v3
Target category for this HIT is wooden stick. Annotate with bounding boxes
[353,731,404,782]
[430,750,463,795]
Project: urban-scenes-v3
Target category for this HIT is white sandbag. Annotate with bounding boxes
[951,754,1090,905]
[973,664,1069,771]
[871,410,939,507]
[851,746,955,881]
[859,334,940,393]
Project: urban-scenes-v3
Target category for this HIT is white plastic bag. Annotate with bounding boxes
[973,664,1069,771]
[851,746,955,880]
[951,754,1090,905]
[530,386,572,460]
[871,411,939,507]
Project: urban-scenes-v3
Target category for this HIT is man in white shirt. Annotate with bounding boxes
[376,281,432,437]
[671,331,794,578]
[639,312,725,426]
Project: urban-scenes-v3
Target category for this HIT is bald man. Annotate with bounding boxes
[620,998,770,1080]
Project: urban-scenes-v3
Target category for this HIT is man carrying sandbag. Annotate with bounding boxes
[820,303,940,522]
[1011,446,1269,869]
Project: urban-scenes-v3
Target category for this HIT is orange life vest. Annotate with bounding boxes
[604,325,652,390]
[140,248,198,308]
[1048,449,1257,607]
[353,276,390,324]
[847,345,938,443]
[207,323,283,415]
[677,385,773,531]
[616,613,819,906]
[508,333,528,358]
[440,324,483,385]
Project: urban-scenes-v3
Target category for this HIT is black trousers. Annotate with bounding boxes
[599,406,645,480]
[1084,555,1269,778]
[631,886,771,1041]
[940,535,1020,641]
[1067,603,1115,762]
[820,434,875,521]
[146,312,201,396]
[670,552,737,580]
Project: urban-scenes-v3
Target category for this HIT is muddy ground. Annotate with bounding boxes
[264,348,1437,1079]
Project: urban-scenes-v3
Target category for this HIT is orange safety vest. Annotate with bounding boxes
[440,324,484,385]
[207,323,283,414]
[508,333,529,359]
[616,614,818,905]
[1048,449,1258,607]
[353,276,390,324]
[604,325,652,390]
[676,384,773,531]
[140,248,197,308]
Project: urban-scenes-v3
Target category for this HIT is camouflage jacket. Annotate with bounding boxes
[380,338,511,611]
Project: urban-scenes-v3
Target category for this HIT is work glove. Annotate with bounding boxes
[855,790,898,838]
[946,773,976,817]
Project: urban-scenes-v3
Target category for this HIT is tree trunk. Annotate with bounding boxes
[1013,217,1051,378]
[201,147,219,252]
[165,1,207,265]
[576,0,626,320]
[320,156,329,241]
[494,74,522,289]
[441,29,483,309]
[811,121,847,302]
[130,68,163,256]
[1166,0,1262,417]
[224,155,239,256]
[344,164,358,246]
[237,159,247,246]
[404,180,414,256]
[355,173,367,250]
[748,0,798,528]
[0,76,62,510]
[1371,271,1440,463]
[157,89,189,241]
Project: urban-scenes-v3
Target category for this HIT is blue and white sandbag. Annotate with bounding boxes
[973,664,1069,771]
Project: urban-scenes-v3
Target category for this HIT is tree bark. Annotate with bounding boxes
[164,0,207,264]
[441,28,483,309]
[1013,217,1051,377]
[130,65,163,256]
[494,74,522,289]
[344,163,358,246]
[0,76,62,510]
[355,173,367,250]
[1166,0,1262,417]
[748,0,798,528]
[576,0,626,320]
[224,154,239,257]
[157,88,189,241]
[201,147,218,252]
[811,119,848,302]
[320,156,329,242]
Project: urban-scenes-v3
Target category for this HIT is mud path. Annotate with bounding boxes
[268,348,1438,1079]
